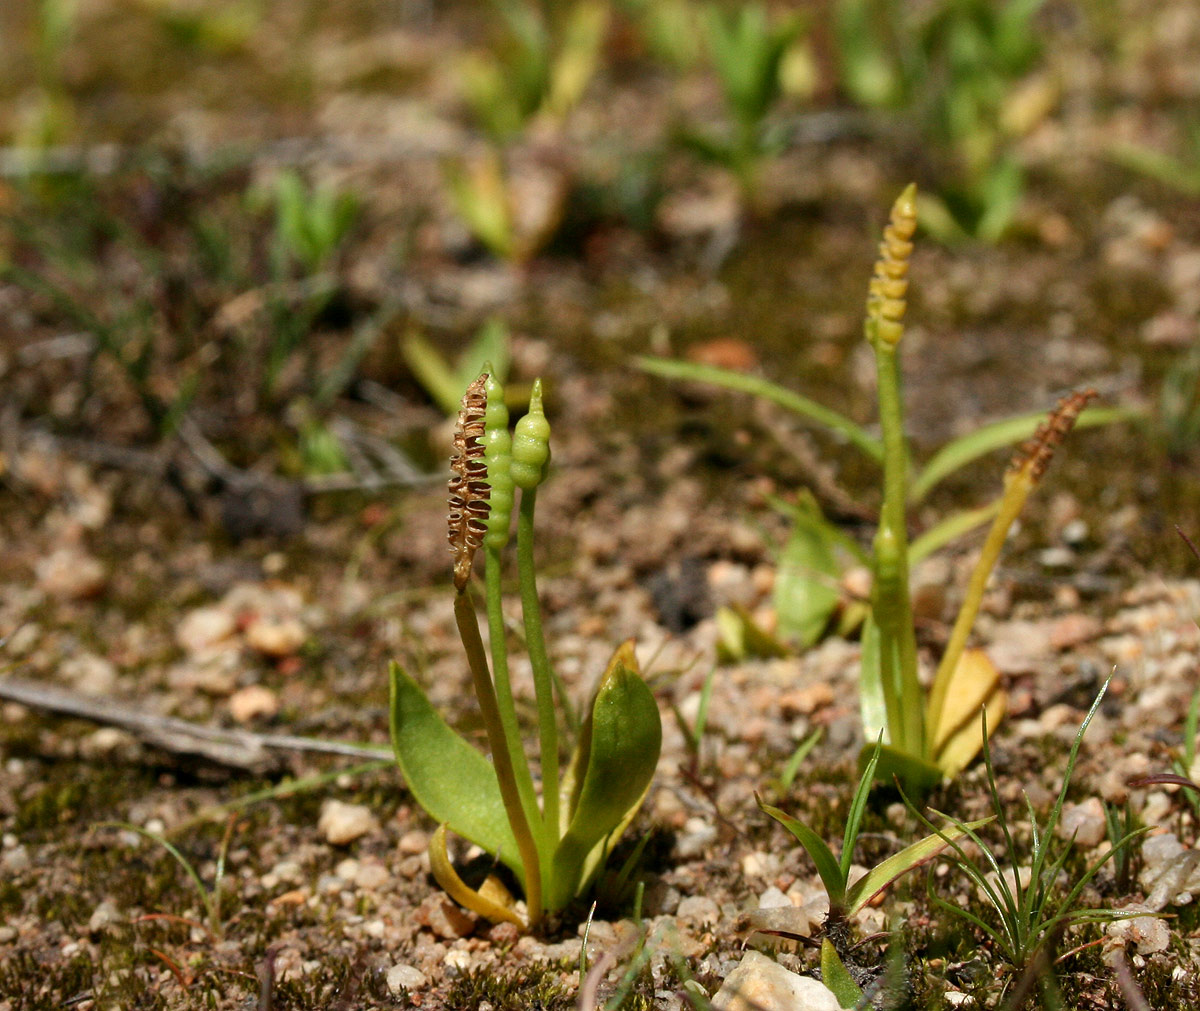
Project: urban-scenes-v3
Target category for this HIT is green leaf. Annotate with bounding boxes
[858,614,886,744]
[844,815,993,915]
[715,604,789,663]
[910,405,1137,503]
[758,798,847,911]
[455,318,512,397]
[820,939,863,1008]
[842,740,881,878]
[443,155,515,261]
[634,356,882,463]
[908,500,1000,564]
[548,643,662,910]
[401,330,463,415]
[861,741,943,795]
[774,492,841,647]
[973,157,1023,244]
[389,662,521,880]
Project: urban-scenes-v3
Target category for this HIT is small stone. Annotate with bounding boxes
[88,900,121,934]
[386,963,427,995]
[2,846,30,872]
[779,683,834,717]
[244,615,307,657]
[166,656,239,696]
[398,829,429,855]
[488,921,521,946]
[1106,912,1171,955]
[415,894,476,939]
[263,859,303,888]
[60,653,118,695]
[676,816,718,858]
[176,606,238,656]
[228,685,279,724]
[1058,798,1107,848]
[78,728,141,763]
[712,950,840,1011]
[36,546,106,600]
[677,895,720,928]
[443,948,472,975]
[354,861,389,891]
[757,887,791,910]
[1049,614,1102,651]
[317,799,377,845]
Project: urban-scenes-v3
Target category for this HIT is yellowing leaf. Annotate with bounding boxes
[935,686,1007,780]
[930,648,1002,754]
[428,824,527,928]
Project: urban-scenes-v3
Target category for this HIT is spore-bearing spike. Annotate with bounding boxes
[449,374,491,591]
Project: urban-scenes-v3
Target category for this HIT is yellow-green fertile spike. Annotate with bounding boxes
[482,369,514,550]
[866,182,917,348]
[512,378,551,489]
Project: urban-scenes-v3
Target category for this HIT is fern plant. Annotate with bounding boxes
[391,372,661,929]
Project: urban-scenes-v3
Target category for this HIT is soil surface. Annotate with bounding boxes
[3,2,1200,1009]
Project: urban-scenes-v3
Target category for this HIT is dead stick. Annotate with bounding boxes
[0,677,389,773]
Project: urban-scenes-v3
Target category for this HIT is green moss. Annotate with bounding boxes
[442,964,574,1010]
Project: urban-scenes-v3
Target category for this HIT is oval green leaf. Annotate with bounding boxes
[389,662,521,880]
[548,643,661,910]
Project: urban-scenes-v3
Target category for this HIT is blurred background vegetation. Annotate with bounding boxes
[1,0,1198,561]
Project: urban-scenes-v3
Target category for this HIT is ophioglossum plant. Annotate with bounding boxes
[390,370,662,929]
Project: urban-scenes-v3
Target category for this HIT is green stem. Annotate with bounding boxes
[484,545,542,842]
[871,333,924,758]
[517,488,560,843]
[454,591,543,925]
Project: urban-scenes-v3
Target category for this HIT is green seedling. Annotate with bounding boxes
[669,666,718,770]
[15,0,81,154]
[101,816,240,942]
[443,149,572,264]
[771,727,823,794]
[391,372,661,929]
[834,0,913,110]
[910,677,1147,1002]
[759,740,992,937]
[248,170,360,399]
[459,0,609,143]
[914,0,1051,242]
[832,0,1052,242]
[615,0,702,69]
[152,0,262,56]
[1109,115,1200,198]
[678,3,805,198]
[639,184,1131,785]
[447,0,607,261]
[1103,797,1140,896]
[1159,345,1200,460]
[402,317,513,416]
[265,169,359,277]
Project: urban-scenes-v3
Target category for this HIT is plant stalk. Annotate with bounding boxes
[454,590,543,925]
[484,545,543,844]
[517,487,560,841]
[870,332,924,758]
[926,469,1032,741]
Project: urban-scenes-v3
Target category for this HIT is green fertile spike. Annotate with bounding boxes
[483,371,515,550]
[512,377,551,489]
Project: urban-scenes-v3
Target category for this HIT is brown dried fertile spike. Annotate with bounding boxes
[1010,388,1098,483]
[449,374,491,591]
